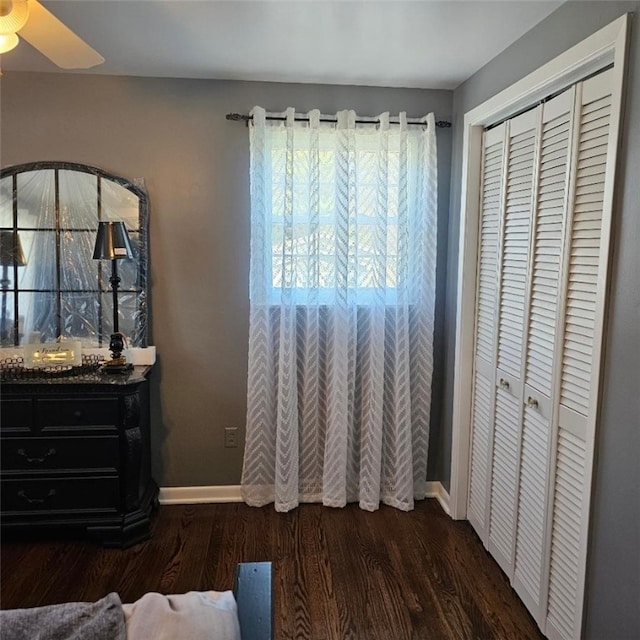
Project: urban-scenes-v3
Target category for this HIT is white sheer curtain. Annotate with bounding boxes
[241,106,437,512]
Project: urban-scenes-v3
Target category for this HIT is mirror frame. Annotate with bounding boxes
[0,161,149,348]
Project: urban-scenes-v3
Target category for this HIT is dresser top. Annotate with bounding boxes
[0,365,152,387]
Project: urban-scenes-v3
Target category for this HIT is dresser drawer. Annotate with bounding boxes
[1,435,119,472]
[36,397,119,431]
[0,399,33,433]
[2,477,120,513]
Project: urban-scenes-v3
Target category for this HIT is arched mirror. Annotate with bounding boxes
[0,162,149,348]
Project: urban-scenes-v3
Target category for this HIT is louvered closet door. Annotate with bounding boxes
[512,89,575,623]
[467,124,505,542]
[488,108,539,577]
[466,64,621,640]
[545,68,616,640]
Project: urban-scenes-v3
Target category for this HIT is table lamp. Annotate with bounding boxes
[93,221,134,373]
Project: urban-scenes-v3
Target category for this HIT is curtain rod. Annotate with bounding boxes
[226,112,451,128]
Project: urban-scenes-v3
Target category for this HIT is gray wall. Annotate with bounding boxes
[443,2,640,637]
[0,74,452,487]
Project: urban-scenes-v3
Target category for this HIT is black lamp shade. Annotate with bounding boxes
[0,230,27,267]
[93,221,134,260]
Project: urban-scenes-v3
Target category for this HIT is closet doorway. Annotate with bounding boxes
[449,14,629,640]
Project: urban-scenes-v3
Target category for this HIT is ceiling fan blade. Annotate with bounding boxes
[18,0,104,69]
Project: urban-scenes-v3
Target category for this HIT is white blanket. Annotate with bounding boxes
[123,590,241,640]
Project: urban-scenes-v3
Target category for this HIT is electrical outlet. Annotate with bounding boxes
[224,427,238,448]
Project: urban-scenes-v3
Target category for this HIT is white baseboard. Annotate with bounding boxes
[425,481,451,516]
[159,485,242,504]
[159,481,452,515]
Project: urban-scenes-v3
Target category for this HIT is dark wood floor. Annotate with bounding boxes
[1,499,544,640]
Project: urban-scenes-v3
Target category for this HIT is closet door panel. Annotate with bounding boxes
[546,426,587,640]
[488,109,539,576]
[546,68,615,640]
[513,91,574,621]
[488,385,521,574]
[467,126,505,540]
[525,94,572,398]
[513,404,550,611]
[468,367,493,535]
[475,131,504,367]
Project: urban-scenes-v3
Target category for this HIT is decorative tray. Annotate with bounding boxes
[0,354,105,382]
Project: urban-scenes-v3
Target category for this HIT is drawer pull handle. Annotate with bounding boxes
[499,378,510,390]
[17,489,57,505]
[527,396,539,409]
[17,448,57,464]
[73,410,83,418]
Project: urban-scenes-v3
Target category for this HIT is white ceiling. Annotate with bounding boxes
[2,0,564,90]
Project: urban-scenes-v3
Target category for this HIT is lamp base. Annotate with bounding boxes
[101,353,133,375]
[102,332,132,374]
[101,360,134,375]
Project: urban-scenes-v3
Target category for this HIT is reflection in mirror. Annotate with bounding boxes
[0,162,148,349]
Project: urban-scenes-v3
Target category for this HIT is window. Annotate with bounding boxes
[250,111,434,306]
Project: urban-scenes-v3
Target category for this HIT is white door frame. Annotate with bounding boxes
[449,13,630,520]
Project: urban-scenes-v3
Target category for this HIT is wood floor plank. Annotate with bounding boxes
[414,504,489,636]
[299,506,345,640]
[0,499,545,640]
[156,504,215,594]
[201,503,237,590]
[380,503,472,639]
[1,539,93,608]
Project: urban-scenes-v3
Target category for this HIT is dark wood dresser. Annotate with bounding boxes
[0,365,158,548]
